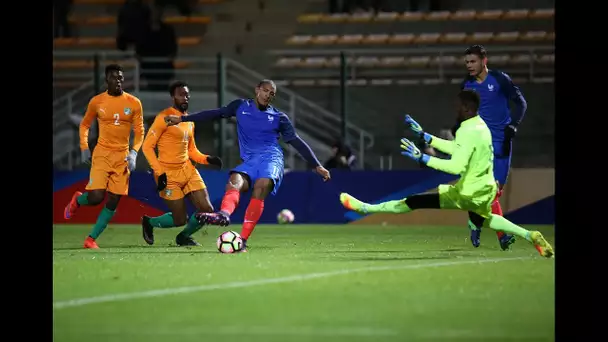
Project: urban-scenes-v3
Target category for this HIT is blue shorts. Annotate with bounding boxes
[231,157,284,196]
[492,140,512,187]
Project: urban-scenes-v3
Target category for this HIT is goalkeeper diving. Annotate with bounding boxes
[340,89,553,258]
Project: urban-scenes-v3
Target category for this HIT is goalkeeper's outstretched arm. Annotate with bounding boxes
[425,137,474,175]
[426,134,455,155]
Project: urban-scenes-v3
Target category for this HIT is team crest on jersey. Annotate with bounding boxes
[124,107,132,115]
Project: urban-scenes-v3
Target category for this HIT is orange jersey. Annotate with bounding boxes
[80,91,145,152]
[143,107,209,175]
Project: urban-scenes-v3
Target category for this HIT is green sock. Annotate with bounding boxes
[484,214,532,242]
[468,220,479,231]
[89,207,116,239]
[149,212,175,228]
[364,199,412,214]
[179,214,204,237]
[77,192,89,206]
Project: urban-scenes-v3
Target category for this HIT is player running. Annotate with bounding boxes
[458,45,528,249]
[164,79,330,251]
[63,64,145,249]
[341,90,552,258]
[141,81,223,247]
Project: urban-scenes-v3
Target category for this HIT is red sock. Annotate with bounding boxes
[241,198,264,240]
[220,189,240,215]
[492,188,505,239]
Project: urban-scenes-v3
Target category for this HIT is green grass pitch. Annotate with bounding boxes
[53,224,554,342]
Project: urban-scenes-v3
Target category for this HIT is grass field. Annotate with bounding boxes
[53,224,555,342]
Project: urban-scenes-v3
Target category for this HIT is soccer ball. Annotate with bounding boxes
[277,209,295,224]
[217,230,244,253]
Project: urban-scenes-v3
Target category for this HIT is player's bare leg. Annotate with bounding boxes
[199,172,250,227]
[84,192,120,249]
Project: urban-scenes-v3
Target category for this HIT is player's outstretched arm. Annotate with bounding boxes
[142,115,168,177]
[187,126,223,168]
[166,99,244,125]
[428,136,455,155]
[404,115,454,155]
[279,114,330,181]
[401,133,474,175]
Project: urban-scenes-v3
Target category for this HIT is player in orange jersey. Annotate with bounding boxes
[141,81,223,246]
[63,64,145,249]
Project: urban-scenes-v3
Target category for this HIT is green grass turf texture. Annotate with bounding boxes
[53,224,554,342]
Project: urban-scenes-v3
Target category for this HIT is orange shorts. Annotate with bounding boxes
[158,162,207,201]
[86,147,130,196]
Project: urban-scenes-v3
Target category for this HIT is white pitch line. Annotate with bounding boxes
[53,256,530,310]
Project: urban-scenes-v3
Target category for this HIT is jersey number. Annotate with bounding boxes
[113,113,120,126]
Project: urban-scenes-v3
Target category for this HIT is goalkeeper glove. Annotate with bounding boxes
[206,155,223,168]
[502,124,517,156]
[81,149,92,165]
[156,173,168,192]
[404,115,432,144]
[400,138,430,165]
[126,150,138,172]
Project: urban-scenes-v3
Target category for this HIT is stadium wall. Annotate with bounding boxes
[53,168,554,226]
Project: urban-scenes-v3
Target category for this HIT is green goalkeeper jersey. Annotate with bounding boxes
[426,115,497,199]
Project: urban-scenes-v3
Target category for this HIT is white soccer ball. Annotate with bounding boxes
[216,230,244,253]
[277,209,295,224]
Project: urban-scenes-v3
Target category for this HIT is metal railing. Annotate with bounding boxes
[53,51,375,169]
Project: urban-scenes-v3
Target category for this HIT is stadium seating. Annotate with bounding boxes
[285,31,554,46]
[53,59,193,69]
[53,36,202,48]
[274,53,554,69]
[296,8,554,23]
[67,15,211,25]
[72,0,222,4]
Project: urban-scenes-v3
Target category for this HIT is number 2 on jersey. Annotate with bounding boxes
[113,113,120,126]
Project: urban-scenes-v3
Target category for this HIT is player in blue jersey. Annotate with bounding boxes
[164,79,331,251]
[459,45,528,250]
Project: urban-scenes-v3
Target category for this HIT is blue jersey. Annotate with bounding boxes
[215,99,298,162]
[460,70,527,143]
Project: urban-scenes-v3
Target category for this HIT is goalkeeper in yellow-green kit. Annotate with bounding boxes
[340,89,553,258]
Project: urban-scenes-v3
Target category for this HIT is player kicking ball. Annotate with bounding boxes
[340,90,553,258]
[164,79,330,252]
[141,81,223,247]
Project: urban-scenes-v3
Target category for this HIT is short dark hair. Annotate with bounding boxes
[169,80,188,96]
[458,89,481,113]
[105,64,123,77]
[257,79,276,88]
[464,45,487,59]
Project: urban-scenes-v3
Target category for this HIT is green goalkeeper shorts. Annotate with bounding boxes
[438,184,496,218]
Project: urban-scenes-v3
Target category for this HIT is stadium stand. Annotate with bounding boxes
[54,0,554,171]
